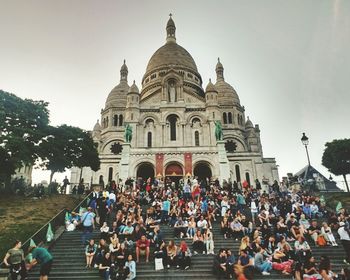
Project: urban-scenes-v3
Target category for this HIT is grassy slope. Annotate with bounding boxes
[0,194,82,258]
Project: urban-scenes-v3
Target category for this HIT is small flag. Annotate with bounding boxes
[336,202,343,213]
[46,223,54,242]
[65,211,71,221]
[29,239,36,247]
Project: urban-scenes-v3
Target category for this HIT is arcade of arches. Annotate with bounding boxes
[136,161,214,182]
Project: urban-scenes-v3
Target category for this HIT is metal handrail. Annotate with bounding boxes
[0,192,92,270]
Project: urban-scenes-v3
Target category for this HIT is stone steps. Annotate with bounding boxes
[28,216,347,280]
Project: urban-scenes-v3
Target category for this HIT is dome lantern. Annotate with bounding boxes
[166,13,176,44]
[216,57,224,81]
[120,59,128,82]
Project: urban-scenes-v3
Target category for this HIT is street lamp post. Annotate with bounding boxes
[301,132,311,166]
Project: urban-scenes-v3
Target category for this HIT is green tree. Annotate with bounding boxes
[322,139,350,192]
[39,125,100,183]
[0,90,49,191]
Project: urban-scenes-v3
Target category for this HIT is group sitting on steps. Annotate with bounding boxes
[71,175,350,280]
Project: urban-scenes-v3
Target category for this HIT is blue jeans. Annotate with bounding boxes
[257,262,272,272]
[82,225,93,245]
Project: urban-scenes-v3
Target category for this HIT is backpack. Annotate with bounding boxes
[317,235,327,246]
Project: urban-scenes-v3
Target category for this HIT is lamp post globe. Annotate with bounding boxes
[301,132,311,166]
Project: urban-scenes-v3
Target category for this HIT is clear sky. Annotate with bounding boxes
[1,0,349,189]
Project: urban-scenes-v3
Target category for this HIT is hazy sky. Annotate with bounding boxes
[1,0,349,189]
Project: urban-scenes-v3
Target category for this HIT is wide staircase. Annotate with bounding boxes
[27,220,346,280]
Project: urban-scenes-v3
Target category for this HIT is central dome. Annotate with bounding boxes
[143,15,199,79]
[145,42,198,74]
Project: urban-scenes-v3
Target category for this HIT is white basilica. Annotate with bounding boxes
[71,16,279,186]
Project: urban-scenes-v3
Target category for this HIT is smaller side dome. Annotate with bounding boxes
[128,80,139,94]
[245,117,254,129]
[205,79,217,92]
[93,120,101,131]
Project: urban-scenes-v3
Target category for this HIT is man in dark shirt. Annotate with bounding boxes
[99,252,111,280]
[308,220,321,245]
[213,249,227,278]
[29,246,53,280]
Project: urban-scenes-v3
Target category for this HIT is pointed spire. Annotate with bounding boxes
[120,59,128,82]
[216,57,224,81]
[166,13,176,44]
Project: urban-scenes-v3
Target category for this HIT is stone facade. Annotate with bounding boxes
[70,16,279,186]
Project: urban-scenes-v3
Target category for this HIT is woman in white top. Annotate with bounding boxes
[321,222,338,246]
[204,228,215,255]
[221,196,229,217]
[250,199,258,224]
[125,254,136,280]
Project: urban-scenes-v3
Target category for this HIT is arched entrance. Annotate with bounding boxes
[165,162,183,187]
[136,163,155,181]
[193,162,212,183]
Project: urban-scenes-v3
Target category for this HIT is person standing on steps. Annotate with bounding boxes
[81,207,95,245]
[3,240,28,280]
[28,246,53,280]
[338,221,350,265]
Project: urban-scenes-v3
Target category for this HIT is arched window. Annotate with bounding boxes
[168,115,177,141]
[147,132,152,148]
[223,112,227,124]
[108,167,113,183]
[237,114,240,125]
[113,115,118,126]
[195,131,200,146]
[106,117,109,127]
[119,115,123,126]
[235,165,241,183]
[245,172,251,186]
[228,112,233,124]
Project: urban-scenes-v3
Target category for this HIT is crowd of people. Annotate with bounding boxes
[68,175,350,280]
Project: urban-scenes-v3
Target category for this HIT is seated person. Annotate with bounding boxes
[192,230,205,254]
[294,235,312,263]
[226,249,236,279]
[303,256,322,280]
[99,252,111,280]
[240,215,252,236]
[165,240,178,268]
[115,243,127,269]
[135,235,150,263]
[96,239,109,266]
[177,241,191,270]
[299,214,311,232]
[120,221,134,239]
[319,256,336,280]
[85,239,97,268]
[310,201,320,218]
[230,219,244,240]
[254,247,272,275]
[308,220,321,245]
[174,217,188,238]
[287,214,302,240]
[100,222,109,241]
[220,216,230,239]
[321,222,338,246]
[213,249,228,278]
[197,216,208,233]
[238,249,254,279]
[124,254,136,280]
